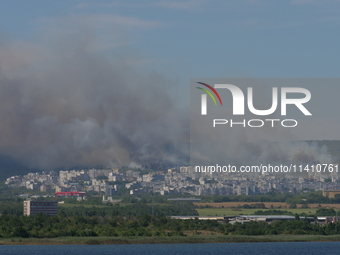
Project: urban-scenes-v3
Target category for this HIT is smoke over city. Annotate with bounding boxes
[190,79,336,167]
[0,27,336,172]
[0,30,189,170]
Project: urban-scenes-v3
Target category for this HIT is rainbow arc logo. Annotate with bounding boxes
[196,82,223,106]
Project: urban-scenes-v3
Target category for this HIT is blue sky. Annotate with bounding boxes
[1,0,340,83]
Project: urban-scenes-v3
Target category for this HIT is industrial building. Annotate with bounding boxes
[170,215,316,224]
[23,200,58,216]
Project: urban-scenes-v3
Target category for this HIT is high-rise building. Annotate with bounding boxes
[23,200,58,216]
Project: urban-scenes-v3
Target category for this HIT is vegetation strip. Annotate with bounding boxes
[3,235,340,245]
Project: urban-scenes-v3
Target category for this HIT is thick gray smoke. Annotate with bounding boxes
[190,79,336,167]
[0,32,189,169]
[0,32,335,172]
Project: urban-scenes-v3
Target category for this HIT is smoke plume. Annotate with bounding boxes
[0,29,189,170]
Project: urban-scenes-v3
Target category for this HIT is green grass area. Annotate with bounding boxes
[197,208,318,216]
[2,235,340,245]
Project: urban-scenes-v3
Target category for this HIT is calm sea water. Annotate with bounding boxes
[1,242,340,255]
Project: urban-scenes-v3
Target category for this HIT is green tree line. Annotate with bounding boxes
[2,213,340,238]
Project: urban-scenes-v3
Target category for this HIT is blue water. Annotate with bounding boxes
[1,242,339,255]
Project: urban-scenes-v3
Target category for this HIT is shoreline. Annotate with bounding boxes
[1,235,340,245]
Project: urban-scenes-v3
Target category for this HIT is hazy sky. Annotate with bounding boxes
[0,0,339,169]
[1,0,340,80]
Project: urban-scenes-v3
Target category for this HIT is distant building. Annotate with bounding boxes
[40,185,52,192]
[23,200,58,216]
[180,166,192,173]
[323,190,340,198]
[55,191,86,197]
[105,184,117,196]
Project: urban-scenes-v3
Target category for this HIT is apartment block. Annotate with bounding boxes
[23,200,58,216]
